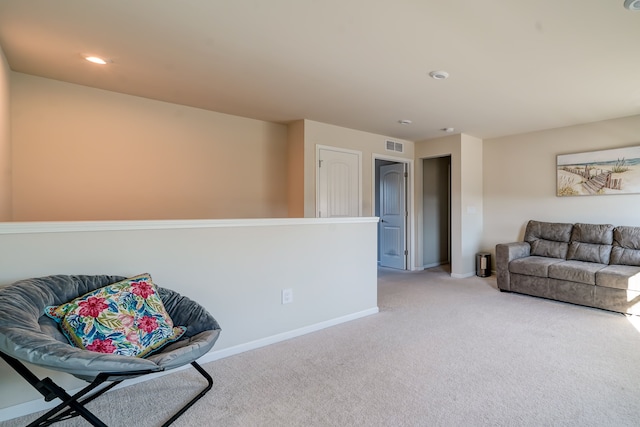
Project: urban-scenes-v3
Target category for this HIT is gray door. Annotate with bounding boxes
[379,163,406,269]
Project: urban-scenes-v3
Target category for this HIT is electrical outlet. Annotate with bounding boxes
[281,288,293,304]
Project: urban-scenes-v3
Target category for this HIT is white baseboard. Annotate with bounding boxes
[199,307,379,364]
[451,272,475,279]
[421,262,443,269]
[0,307,379,423]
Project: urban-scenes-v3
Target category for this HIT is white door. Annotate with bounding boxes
[379,163,406,269]
[317,147,361,218]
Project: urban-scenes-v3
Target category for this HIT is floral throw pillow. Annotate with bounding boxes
[45,273,186,357]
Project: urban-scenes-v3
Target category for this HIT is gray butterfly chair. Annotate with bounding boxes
[0,275,221,427]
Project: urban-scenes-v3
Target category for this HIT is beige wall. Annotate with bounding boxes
[5,61,640,273]
[302,120,414,218]
[482,114,640,259]
[460,134,484,269]
[11,73,289,221]
[0,46,10,221]
[287,120,305,217]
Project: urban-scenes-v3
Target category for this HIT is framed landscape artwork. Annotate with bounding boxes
[557,145,640,196]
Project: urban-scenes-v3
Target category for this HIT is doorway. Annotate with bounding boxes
[422,156,451,269]
[375,158,409,270]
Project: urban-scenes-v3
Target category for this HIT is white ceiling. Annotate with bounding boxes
[1,0,639,141]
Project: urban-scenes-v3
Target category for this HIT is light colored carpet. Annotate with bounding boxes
[4,267,640,426]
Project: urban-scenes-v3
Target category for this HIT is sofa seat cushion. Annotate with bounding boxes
[509,256,565,278]
[595,265,640,291]
[548,260,607,285]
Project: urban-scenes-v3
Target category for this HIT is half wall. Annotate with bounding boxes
[0,217,378,419]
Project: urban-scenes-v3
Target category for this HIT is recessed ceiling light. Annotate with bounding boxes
[441,127,455,133]
[429,70,449,80]
[624,0,640,11]
[84,56,110,65]
[398,119,412,125]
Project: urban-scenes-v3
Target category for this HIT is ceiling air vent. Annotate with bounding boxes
[386,140,404,153]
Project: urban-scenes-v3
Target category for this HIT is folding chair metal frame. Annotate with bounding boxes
[1,351,213,427]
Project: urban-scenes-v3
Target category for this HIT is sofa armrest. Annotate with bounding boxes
[495,242,531,291]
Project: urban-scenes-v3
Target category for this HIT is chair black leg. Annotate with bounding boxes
[0,351,111,427]
[27,380,111,427]
[1,351,212,427]
[161,361,213,427]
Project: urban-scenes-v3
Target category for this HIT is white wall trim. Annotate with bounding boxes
[0,306,379,423]
[422,262,444,270]
[0,217,379,235]
[201,306,379,363]
[451,272,475,279]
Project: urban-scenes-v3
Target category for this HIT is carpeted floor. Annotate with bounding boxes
[4,267,640,426]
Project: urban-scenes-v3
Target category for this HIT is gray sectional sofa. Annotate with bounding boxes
[496,220,640,315]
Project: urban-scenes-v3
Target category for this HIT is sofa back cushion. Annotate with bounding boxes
[570,223,614,245]
[610,226,640,266]
[566,223,614,264]
[524,220,573,259]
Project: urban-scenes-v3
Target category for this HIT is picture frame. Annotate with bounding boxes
[556,145,640,196]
